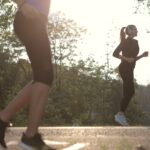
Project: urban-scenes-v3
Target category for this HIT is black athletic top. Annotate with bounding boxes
[113,37,139,69]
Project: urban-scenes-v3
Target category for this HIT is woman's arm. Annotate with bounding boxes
[135,51,148,61]
[113,42,135,63]
[113,43,122,58]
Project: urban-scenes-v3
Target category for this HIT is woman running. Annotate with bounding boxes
[113,25,148,126]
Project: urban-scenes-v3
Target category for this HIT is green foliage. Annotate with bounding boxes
[135,0,150,15]
[43,56,146,126]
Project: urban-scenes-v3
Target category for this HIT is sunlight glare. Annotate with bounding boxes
[51,0,150,85]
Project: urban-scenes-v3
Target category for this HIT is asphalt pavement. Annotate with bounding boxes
[5,126,150,150]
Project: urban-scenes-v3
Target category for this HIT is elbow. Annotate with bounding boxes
[113,52,117,57]
[113,53,120,59]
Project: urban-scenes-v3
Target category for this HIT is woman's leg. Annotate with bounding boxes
[0,81,33,122]
[114,66,134,126]
[120,70,135,113]
[14,13,53,137]
[25,82,49,137]
[0,82,33,148]
[13,12,54,150]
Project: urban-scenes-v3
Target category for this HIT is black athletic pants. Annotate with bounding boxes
[13,11,53,86]
[119,64,135,112]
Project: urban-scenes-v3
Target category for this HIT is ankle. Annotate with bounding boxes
[24,132,38,138]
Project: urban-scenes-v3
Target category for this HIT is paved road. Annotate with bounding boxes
[5,126,150,150]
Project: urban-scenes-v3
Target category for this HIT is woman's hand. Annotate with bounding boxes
[19,3,41,19]
[142,51,149,57]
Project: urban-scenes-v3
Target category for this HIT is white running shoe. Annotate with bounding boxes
[114,113,129,126]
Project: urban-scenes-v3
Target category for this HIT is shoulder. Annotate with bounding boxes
[132,38,138,43]
[120,40,126,46]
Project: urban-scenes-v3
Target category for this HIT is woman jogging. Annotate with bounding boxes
[0,0,55,149]
[113,25,148,126]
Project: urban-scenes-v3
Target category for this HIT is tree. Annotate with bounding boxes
[48,12,87,91]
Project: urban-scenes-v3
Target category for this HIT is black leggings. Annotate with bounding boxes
[13,11,53,86]
[119,64,135,112]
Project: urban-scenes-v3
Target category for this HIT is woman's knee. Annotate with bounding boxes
[33,66,54,86]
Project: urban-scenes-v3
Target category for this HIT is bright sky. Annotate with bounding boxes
[50,0,150,85]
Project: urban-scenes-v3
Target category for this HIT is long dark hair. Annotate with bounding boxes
[120,27,126,42]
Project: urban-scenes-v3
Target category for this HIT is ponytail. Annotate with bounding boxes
[120,27,126,42]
